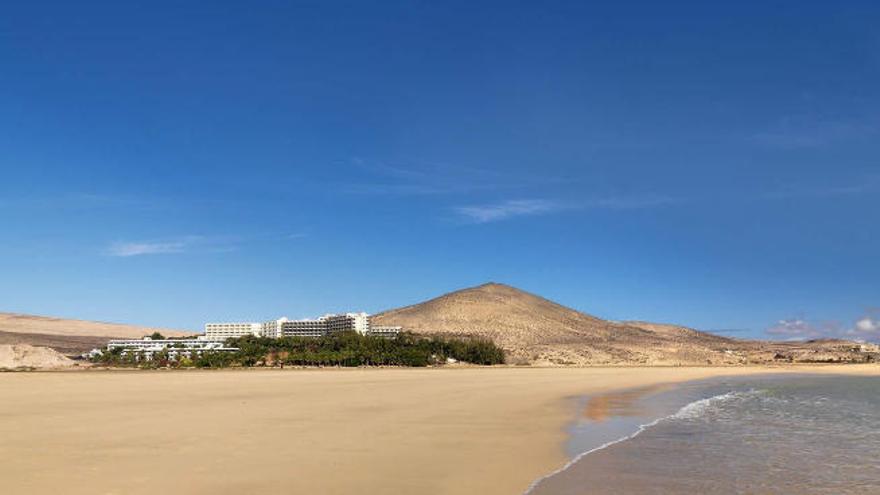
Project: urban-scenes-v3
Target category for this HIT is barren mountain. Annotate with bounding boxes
[373,283,878,365]
[0,312,193,356]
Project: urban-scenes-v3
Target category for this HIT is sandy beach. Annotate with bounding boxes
[1,366,878,495]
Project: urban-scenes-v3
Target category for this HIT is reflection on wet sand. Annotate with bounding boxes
[537,375,880,495]
[581,384,672,422]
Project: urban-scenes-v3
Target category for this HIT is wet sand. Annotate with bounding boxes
[530,373,880,495]
[1,365,878,495]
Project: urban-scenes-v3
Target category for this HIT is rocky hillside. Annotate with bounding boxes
[373,283,878,366]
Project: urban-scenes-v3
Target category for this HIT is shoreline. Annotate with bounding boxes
[8,360,879,371]
[1,365,878,494]
[525,371,821,494]
[530,369,880,495]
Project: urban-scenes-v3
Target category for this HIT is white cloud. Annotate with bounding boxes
[455,199,565,223]
[849,317,880,342]
[855,317,880,332]
[106,236,205,257]
[766,313,880,343]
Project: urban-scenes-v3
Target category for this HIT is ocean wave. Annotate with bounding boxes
[523,389,765,495]
[674,389,764,420]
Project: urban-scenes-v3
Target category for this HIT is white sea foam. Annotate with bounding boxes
[522,389,763,495]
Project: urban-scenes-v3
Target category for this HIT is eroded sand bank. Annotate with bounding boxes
[1,366,878,495]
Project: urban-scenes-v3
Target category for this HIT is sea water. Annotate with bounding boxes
[527,375,880,495]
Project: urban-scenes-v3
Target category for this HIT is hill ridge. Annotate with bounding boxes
[0,311,192,338]
[373,282,876,365]
[0,312,193,356]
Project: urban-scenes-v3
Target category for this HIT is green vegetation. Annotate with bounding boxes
[228,332,505,367]
[147,332,165,340]
[91,332,505,369]
[92,346,137,367]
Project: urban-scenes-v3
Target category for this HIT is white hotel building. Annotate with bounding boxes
[204,313,399,341]
[99,313,401,360]
[202,322,263,340]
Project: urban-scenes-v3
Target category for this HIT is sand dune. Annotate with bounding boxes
[0,344,75,369]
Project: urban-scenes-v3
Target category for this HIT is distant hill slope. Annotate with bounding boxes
[0,312,193,356]
[372,283,877,366]
[623,321,734,345]
[375,283,630,345]
[0,312,192,338]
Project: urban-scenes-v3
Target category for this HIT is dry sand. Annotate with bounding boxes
[1,366,878,495]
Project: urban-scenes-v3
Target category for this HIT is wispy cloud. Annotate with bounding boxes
[105,235,242,257]
[107,236,201,257]
[454,194,679,223]
[455,199,567,223]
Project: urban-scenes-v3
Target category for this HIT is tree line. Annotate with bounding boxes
[91,332,506,368]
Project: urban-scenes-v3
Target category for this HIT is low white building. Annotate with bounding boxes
[103,337,239,360]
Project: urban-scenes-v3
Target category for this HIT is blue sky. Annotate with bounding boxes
[1,1,878,340]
